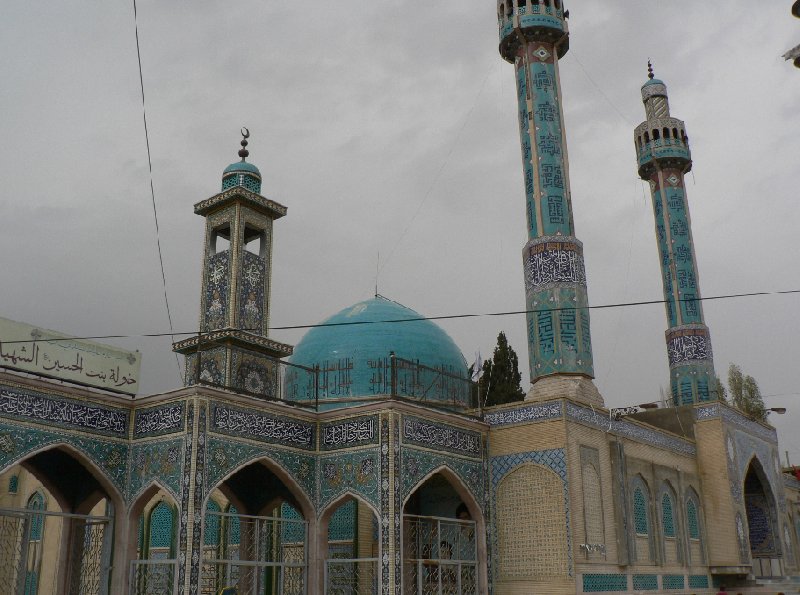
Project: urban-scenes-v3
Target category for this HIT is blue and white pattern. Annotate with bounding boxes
[484,401,562,426]
[566,403,695,456]
[401,416,482,458]
[209,402,314,449]
[133,402,185,438]
[322,415,378,450]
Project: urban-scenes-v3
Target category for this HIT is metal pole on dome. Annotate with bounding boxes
[390,352,397,398]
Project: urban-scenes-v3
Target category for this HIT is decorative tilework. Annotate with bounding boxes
[661,492,675,537]
[204,436,316,505]
[0,422,128,497]
[484,401,562,427]
[209,402,314,449]
[734,429,785,513]
[319,449,380,511]
[721,406,777,444]
[582,573,627,592]
[177,401,194,592]
[321,415,378,451]
[238,251,265,333]
[402,447,485,511]
[688,574,709,588]
[392,415,401,595]
[189,403,207,595]
[566,403,695,456]
[632,574,658,590]
[128,437,183,503]
[401,415,481,458]
[634,488,649,535]
[149,502,175,550]
[687,499,700,539]
[231,348,278,397]
[328,499,356,542]
[662,574,685,589]
[694,403,719,420]
[380,417,390,595]
[203,251,230,331]
[0,386,128,437]
[133,402,185,438]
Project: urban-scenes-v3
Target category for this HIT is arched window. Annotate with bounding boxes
[663,127,670,140]
[672,127,679,141]
[644,131,650,144]
[26,492,46,541]
[653,129,660,141]
[661,492,675,537]
[148,502,175,555]
[8,474,18,494]
[686,499,699,540]
[633,487,649,535]
[226,505,240,547]
[205,500,221,546]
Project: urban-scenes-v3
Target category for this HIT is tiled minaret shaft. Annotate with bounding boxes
[635,68,716,405]
[498,0,594,385]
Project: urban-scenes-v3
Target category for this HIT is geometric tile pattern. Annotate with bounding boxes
[582,573,627,592]
[688,574,709,588]
[319,449,380,511]
[400,446,485,510]
[632,574,658,590]
[662,574,685,589]
[128,437,183,503]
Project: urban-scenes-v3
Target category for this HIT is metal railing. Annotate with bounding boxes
[0,508,113,595]
[201,510,308,595]
[129,559,179,595]
[324,558,379,595]
[191,348,479,414]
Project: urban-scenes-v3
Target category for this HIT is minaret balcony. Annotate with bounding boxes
[498,1,568,62]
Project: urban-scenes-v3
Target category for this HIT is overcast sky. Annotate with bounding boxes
[1,2,799,454]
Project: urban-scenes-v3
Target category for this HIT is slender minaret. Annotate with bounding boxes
[174,130,292,392]
[635,64,716,406]
[497,0,600,403]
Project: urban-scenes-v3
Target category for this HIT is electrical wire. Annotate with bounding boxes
[0,288,797,345]
[132,0,182,381]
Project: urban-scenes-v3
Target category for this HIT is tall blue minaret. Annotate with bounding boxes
[497,0,599,401]
[635,64,716,406]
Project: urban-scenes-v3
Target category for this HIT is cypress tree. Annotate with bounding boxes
[479,332,525,406]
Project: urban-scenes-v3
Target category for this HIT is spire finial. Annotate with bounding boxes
[238,127,250,161]
[647,59,655,80]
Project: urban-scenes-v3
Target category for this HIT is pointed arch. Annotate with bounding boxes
[658,480,681,564]
[204,454,315,521]
[495,462,567,579]
[744,455,781,566]
[126,480,180,564]
[402,464,482,523]
[7,441,125,514]
[630,474,654,564]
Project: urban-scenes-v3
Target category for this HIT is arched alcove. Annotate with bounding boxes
[744,457,781,576]
[402,470,484,594]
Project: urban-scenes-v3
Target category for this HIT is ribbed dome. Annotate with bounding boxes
[223,161,261,176]
[286,296,469,409]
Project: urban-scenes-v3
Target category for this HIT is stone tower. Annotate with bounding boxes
[634,66,716,405]
[173,131,292,394]
[497,0,601,404]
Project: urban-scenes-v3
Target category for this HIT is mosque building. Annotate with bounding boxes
[1,2,800,594]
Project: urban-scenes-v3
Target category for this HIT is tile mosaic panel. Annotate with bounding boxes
[694,403,719,420]
[662,574,685,589]
[402,446,485,511]
[0,385,128,437]
[721,405,777,444]
[204,436,316,505]
[178,402,194,593]
[632,574,658,590]
[566,402,695,456]
[203,251,230,331]
[238,251,265,333]
[209,402,314,450]
[232,348,279,397]
[133,402,185,438]
[582,573,627,592]
[128,437,183,503]
[393,415,401,595]
[0,422,128,496]
[734,429,785,512]
[190,404,207,595]
[401,415,481,458]
[483,401,562,427]
[321,415,379,451]
[319,449,380,511]
[688,574,709,588]
[380,417,390,595]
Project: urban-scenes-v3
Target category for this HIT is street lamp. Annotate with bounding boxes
[786,1,800,68]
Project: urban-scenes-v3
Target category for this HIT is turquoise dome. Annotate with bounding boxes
[286,297,470,409]
[223,161,261,176]
[643,78,665,87]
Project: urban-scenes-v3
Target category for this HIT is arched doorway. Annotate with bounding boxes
[402,472,479,595]
[744,458,782,577]
[200,459,312,595]
[0,446,120,595]
[129,487,180,595]
[320,495,379,594]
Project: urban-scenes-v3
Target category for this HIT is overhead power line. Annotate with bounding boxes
[0,288,797,345]
[132,0,181,381]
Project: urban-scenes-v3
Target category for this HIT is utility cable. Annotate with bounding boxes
[132,0,182,381]
[0,288,797,344]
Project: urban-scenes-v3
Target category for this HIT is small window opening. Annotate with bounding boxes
[672,127,679,140]
[653,129,660,141]
[554,0,561,10]
[663,127,670,139]
[244,226,264,257]
[506,1,513,16]
[213,226,231,254]
[644,131,650,143]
